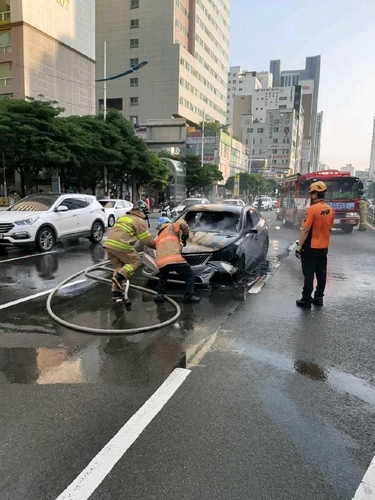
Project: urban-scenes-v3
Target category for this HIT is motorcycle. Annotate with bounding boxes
[159,199,174,218]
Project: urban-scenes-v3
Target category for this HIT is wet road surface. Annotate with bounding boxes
[0,214,374,499]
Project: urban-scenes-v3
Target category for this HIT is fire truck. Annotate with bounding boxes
[278,170,363,233]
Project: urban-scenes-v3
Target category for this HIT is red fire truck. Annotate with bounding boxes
[278,170,363,233]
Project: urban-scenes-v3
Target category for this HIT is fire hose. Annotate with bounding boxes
[46,260,181,335]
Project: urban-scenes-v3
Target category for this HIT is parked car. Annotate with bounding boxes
[98,199,133,227]
[222,199,246,206]
[173,198,210,217]
[253,196,273,211]
[142,204,269,286]
[0,194,106,252]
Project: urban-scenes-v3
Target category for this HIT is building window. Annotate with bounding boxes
[252,149,255,154]
[99,98,123,111]
[259,149,262,154]
[0,61,12,86]
[287,138,290,143]
[279,105,287,109]
[273,127,279,132]
[239,88,243,91]
[130,97,138,106]
[130,38,139,48]
[272,149,277,154]
[130,78,138,87]
[273,139,278,143]
[130,58,139,67]
[260,139,262,144]
[253,139,255,144]
[272,160,277,164]
[130,0,139,8]
[130,115,138,125]
[279,97,287,101]
[130,19,139,28]
[257,128,264,133]
[247,128,253,133]
[232,80,236,84]
[245,139,248,144]
[0,32,11,54]
[274,119,279,124]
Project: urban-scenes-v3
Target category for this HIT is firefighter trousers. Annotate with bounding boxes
[301,248,328,300]
[106,248,141,291]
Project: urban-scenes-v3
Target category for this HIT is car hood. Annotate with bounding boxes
[0,211,45,222]
[183,230,240,253]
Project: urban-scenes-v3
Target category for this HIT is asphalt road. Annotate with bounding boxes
[0,212,374,500]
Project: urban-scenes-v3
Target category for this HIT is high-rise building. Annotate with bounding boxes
[270,56,321,172]
[312,111,323,171]
[0,0,96,115]
[96,0,230,126]
[369,116,375,182]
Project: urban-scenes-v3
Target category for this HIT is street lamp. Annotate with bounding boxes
[95,41,149,192]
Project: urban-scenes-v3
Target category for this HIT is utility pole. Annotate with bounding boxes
[201,109,205,168]
[2,152,7,198]
[103,41,108,194]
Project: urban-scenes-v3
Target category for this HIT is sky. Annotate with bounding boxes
[229,0,375,171]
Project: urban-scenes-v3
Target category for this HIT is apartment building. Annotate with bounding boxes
[96,0,230,126]
[369,116,375,182]
[0,0,96,115]
[270,56,321,172]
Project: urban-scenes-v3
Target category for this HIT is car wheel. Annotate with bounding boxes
[89,221,104,244]
[108,215,115,227]
[342,226,353,234]
[36,227,56,252]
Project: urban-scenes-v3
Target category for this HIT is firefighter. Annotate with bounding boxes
[104,200,156,301]
[358,195,369,231]
[295,181,335,309]
[154,217,201,304]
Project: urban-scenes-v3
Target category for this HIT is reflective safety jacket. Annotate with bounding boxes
[155,220,190,269]
[104,209,155,252]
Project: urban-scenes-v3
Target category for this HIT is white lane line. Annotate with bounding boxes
[55,368,191,500]
[0,250,57,264]
[352,455,375,499]
[0,279,86,311]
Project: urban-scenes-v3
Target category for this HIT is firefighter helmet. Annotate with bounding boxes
[308,181,327,194]
[157,216,172,229]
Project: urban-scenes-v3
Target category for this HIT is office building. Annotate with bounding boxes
[369,116,375,182]
[0,0,96,115]
[96,0,230,126]
[340,164,355,176]
[312,111,323,171]
[270,55,321,172]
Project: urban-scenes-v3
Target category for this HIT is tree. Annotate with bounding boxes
[198,119,229,134]
[160,153,223,195]
[0,97,69,196]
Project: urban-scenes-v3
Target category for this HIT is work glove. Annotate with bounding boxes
[181,235,188,247]
[295,243,302,259]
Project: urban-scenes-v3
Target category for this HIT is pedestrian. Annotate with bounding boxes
[154,217,201,304]
[257,198,262,212]
[144,196,150,212]
[295,181,335,309]
[358,195,368,231]
[104,200,156,302]
[150,195,155,213]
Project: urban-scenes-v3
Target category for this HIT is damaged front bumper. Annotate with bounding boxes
[142,253,238,286]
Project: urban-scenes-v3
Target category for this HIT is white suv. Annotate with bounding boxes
[0,194,106,252]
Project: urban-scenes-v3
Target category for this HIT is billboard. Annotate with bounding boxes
[12,0,95,60]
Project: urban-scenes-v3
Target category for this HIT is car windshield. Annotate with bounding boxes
[99,200,116,208]
[181,199,202,207]
[324,180,359,200]
[185,210,240,234]
[223,200,239,205]
[8,195,59,212]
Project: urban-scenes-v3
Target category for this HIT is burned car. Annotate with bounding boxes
[142,204,269,286]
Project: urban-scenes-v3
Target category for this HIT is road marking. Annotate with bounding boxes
[352,455,375,499]
[187,331,218,368]
[55,368,190,500]
[0,251,57,264]
[0,279,86,311]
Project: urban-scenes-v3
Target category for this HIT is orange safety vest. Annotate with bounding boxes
[155,223,186,268]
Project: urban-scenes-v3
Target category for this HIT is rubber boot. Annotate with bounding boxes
[184,295,201,304]
[154,294,165,304]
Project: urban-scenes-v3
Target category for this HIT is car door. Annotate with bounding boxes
[240,209,259,268]
[115,201,125,219]
[53,197,80,237]
[74,197,91,232]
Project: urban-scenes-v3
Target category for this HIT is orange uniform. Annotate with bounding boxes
[302,200,335,249]
[155,220,189,269]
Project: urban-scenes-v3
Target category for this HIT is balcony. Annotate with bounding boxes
[0,11,10,23]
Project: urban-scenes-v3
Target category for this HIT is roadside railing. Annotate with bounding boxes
[368,206,375,226]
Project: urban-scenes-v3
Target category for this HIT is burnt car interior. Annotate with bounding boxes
[185,210,240,233]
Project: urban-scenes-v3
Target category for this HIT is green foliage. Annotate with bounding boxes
[225,173,277,196]
[160,152,223,195]
[0,100,169,197]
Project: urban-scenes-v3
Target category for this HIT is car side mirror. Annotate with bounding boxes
[359,181,364,191]
[55,205,68,212]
